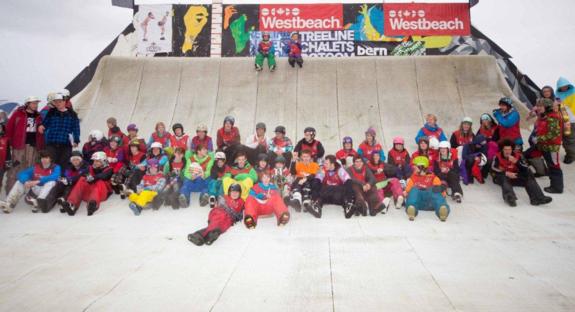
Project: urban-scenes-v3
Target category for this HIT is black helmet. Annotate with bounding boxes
[70,150,83,159]
[304,127,316,134]
[172,123,184,132]
[256,122,266,130]
[228,183,242,194]
[275,125,286,134]
[109,135,123,146]
[258,153,269,162]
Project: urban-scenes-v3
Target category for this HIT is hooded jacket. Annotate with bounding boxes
[557,77,575,117]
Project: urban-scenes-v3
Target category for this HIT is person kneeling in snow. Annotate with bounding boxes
[243,170,290,229]
[128,159,166,215]
[62,151,113,216]
[187,183,245,246]
[405,156,449,222]
[0,150,60,213]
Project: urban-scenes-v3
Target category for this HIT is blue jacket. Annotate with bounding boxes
[43,108,80,146]
[556,77,574,101]
[493,108,523,146]
[415,123,448,143]
[17,164,61,185]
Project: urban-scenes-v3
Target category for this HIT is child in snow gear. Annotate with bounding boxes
[166,123,190,155]
[346,156,384,216]
[255,32,276,72]
[284,32,303,68]
[179,144,214,208]
[122,142,168,197]
[0,151,60,213]
[82,130,108,163]
[433,141,463,203]
[128,158,167,215]
[270,155,293,205]
[0,124,14,194]
[493,97,523,149]
[367,152,404,212]
[461,135,489,185]
[104,135,125,174]
[187,184,245,246]
[315,155,356,219]
[411,136,437,172]
[450,117,475,149]
[405,156,450,222]
[477,113,500,161]
[45,151,89,213]
[222,151,257,200]
[555,78,575,163]
[106,117,130,147]
[147,122,172,149]
[358,127,386,162]
[335,136,359,167]
[244,122,269,166]
[268,125,294,165]
[534,98,564,194]
[190,124,214,152]
[217,116,241,163]
[387,136,412,182]
[63,151,113,216]
[113,139,147,197]
[208,152,228,208]
[162,147,186,209]
[254,153,270,178]
[491,139,552,207]
[415,114,447,144]
[244,170,290,229]
[294,127,325,162]
[289,149,321,213]
[125,124,147,153]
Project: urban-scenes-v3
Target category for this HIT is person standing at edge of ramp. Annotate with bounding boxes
[40,93,80,171]
[255,32,276,72]
[534,98,564,194]
[5,96,43,194]
[493,97,523,151]
[555,78,575,164]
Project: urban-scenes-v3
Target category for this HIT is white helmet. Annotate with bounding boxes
[24,96,40,104]
[89,130,104,141]
[91,151,107,161]
[215,151,226,160]
[150,142,163,149]
[60,89,70,97]
[478,153,487,167]
[462,117,473,124]
[429,137,440,150]
[196,124,208,132]
[438,141,451,149]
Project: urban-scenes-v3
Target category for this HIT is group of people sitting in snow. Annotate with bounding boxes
[0,76,574,247]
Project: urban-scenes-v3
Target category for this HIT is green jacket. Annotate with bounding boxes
[184,150,214,179]
[223,162,257,183]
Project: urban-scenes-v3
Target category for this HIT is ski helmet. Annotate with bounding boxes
[215,151,226,160]
[224,116,235,125]
[127,124,138,132]
[365,127,376,137]
[258,153,269,162]
[304,127,316,134]
[70,151,83,161]
[109,135,123,146]
[274,126,286,134]
[413,156,429,169]
[462,117,473,124]
[342,136,353,145]
[275,155,286,164]
[89,130,104,141]
[196,124,208,132]
[91,151,107,162]
[256,122,266,130]
[438,141,451,149]
[499,97,513,107]
[393,136,405,145]
[150,142,163,149]
[429,137,440,150]
[228,183,242,194]
[129,139,141,147]
[172,123,184,133]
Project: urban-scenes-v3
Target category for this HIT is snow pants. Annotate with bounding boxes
[406,188,450,219]
[244,193,288,223]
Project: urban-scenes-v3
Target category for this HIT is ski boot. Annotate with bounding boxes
[25,193,39,213]
[370,203,384,216]
[305,200,322,218]
[504,194,517,207]
[395,195,404,209]
[343,200,355,219]
[407,205,417,221]
[531,196,553,206]
[188,231,205,246]
[270,64,276,72]
[452,193,462,204]
[289,192,302,212]
[57,197,66,213]
[178,194,189,208]
[62,201,77,216]
[209,195,216,208]
[438,205,449,222]
[38,198,50,213]
[204,230,221,246]
[255,64,263,72]
[244,215,256,229]
[277,212,290,226]
[199,193,210,207]
[151,194,164,210]
[381,197,392,214]
[87,200,99,216]
[0,200,14,214]
[129,202,142,216]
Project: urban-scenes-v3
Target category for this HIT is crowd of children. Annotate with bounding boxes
[0,77,573,247]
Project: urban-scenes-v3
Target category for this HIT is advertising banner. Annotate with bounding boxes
[383,2,471,36]
[250,30,355,57]
[134,5,173,55]
[172,4,212,57]
[259,4,344,32]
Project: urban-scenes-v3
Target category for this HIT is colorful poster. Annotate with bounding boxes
[259,4,343,32]
[172,4,211,57]
[383,2,471,36]
[134,5,173,55]
[222,4,259,57]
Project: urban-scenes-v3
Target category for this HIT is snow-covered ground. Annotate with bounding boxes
[0,163,574,311]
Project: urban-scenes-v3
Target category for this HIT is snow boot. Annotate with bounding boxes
[87,200,99,216]
[290,192,302,212]
[199,193,210,207]
[0,200,14,214]
[178,194,189,208]
[453,192,462,204]
[278,212,290,226]
[38,198,50,213]
[438,205,449,222]
[209,195,216,208]
[62,201,77,216]
[531,196,553,206]
[57,197,66,213]
[255,64,263,71]
[407,205,417,221]
[343,200,355,219]
[152,194,164,210]
[129,202,142,216]
[187,231,205,246]
[244,215,256,229]
[381,197,392,214]
[395,195,404,209]
[204,230,221,246]
[305,200,322,218]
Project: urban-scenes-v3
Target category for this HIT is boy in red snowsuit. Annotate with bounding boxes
[63,151,113,216]
[187,183,245,246]
[243,169,290,229]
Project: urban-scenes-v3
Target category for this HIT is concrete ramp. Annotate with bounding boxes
[75,55,527,151]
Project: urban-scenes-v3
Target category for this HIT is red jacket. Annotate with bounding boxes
[0,137,9,170]
[217,127,240,150]
[6,107,44,150]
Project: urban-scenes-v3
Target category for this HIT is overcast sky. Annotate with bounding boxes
[0,0,574,104]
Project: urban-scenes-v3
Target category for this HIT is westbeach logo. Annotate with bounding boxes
[259,4,343,31]
[384,3,470,36]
